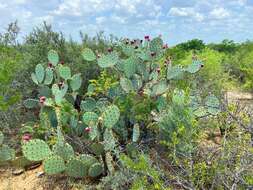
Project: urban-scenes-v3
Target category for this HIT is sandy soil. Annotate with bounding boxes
[0,166,44,190]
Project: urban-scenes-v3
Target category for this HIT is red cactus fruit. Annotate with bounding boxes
[144,35,150,41]
[39,96,46,104]
[48,62,53,68]
[85,127,91,133]
[22,133,32,142]
[157,67,161,73]
[60,60,64,65]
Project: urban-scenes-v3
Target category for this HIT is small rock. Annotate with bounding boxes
[12,168,24,175]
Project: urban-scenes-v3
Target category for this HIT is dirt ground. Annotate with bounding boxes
[0,166,44,190]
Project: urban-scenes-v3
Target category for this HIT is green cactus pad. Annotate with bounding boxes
[186,60,203,74]
[43,155,66,175]
[102,105,120,128]
[90,142,104,156]
[167,65,184,80]
[88,163,103,177]
[122,45,135,56]
[150,37,163,53]
[48,50,59,66]
[0,145,15,162]
[52,83,68,105]
[23,99,39,109]
[82,48,96,61]
[0,131,3,145]
[123,57,137,78]
[120,77,134,93]
[70,73,82,91]
[66,157,89,178]
[82,112,98,126]
[44,67,54,85]
[22,139,51,161]
[150,80,168,97]
[52,142,74,161]
[96,98,110,113]
[35,64,45,83]
[79,154,98,166]
[104,128,116,151]
[81,97,96,112]
[97,52,118,68]
[132,124,140,143]
[59,65,71,80]
[205,95,220,115]
[31,73,39,85]
[105,152,115,174]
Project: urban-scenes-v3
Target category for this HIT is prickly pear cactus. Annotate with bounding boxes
[82,48,96,62]
[52,142,74,161]
[88,162,103,177]
[102,105,120,128]
[48,50,59,66]
[43,155,66,175]
[66,157,89,178]
[22,139,51,161]
[0,145,15,162]
[0,131,4,145]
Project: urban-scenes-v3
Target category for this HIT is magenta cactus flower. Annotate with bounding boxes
[22,133,32,142]
[144,35,150,41]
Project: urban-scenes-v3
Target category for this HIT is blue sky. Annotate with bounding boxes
[0,0,252,45]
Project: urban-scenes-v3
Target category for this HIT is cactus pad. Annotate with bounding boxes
[48,50,59,66]
[59,65,71,80]
[150,80,168,97]
[102,105,120,128]
[205,95,220,115]
[81,97,96,112]
[90,142,104,156]
[82,48,96,61]
[132,124,140,143]
[167,65,184,80]
[88,163,103,177]
[35,64,45,83]
[44,67,54,85]
[0,145,15,162]
[82,112,98,126]
[0,131,3,145]
[23,99,39,109]
[120,77,134,93]
[70,73,82,91]
[22,139,51,161]
[123,57,137,78]
[52,142,74,161]
[104,128,116,151]
[43,155,66,175]
[79,154,98,166]
[97,52,118,68]
[66,157,88,178]
[186,60,203,74]
[150,37,163,53]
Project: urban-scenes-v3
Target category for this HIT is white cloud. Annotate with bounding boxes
[210,7,230,19]
[96,16,106,25]
[168,7,204,22]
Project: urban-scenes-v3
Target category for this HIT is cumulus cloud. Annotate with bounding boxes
[209,7,230,19]
[168,7,204,22]
[0,0,252,44]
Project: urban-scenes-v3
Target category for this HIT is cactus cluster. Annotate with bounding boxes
[22,138,103,178]
[22,39,219,180]
[83,36,204,98]
[0,131,15,162]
